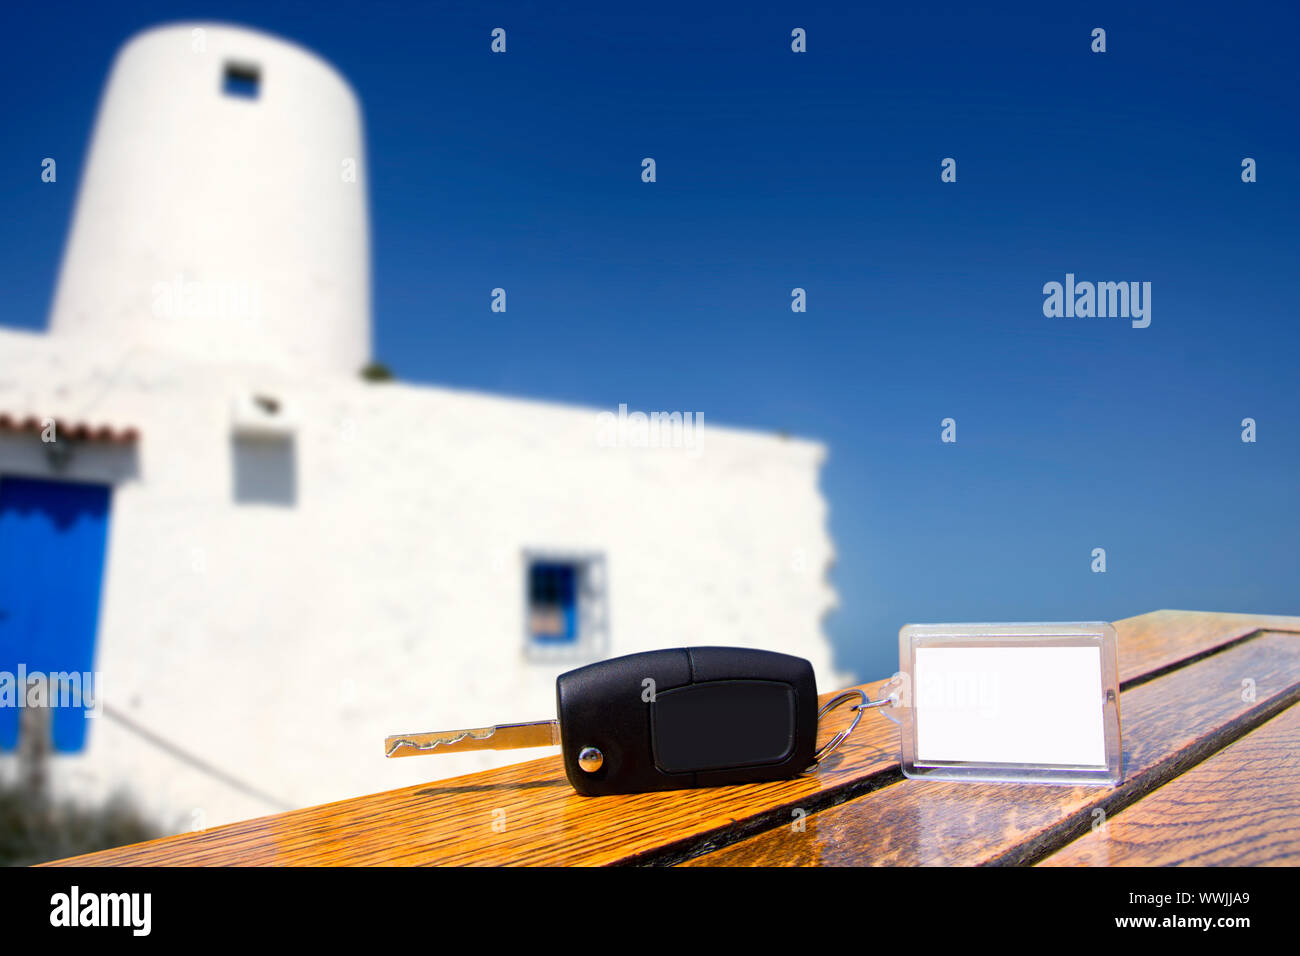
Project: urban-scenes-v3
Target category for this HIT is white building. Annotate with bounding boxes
[0,22,841,832]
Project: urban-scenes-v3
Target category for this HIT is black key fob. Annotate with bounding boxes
[555,646,818,796]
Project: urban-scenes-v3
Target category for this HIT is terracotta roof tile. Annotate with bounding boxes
[0,413,139,443]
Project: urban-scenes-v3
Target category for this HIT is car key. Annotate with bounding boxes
[384,646,843,796]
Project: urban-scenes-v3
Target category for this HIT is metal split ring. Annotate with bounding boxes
[802,688,890,774]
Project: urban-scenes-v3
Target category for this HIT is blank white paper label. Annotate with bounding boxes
[913,645,1107,767]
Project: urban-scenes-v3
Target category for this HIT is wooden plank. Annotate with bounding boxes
[681,631,1300,866]
[1111,610,1300,684]
[46,678,902,866]
[1039,703,1300,867]
[43,610,1298,866]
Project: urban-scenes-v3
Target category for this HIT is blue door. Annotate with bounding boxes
[0,476,111,752]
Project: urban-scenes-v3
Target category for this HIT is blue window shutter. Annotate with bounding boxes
[528,560,578,644]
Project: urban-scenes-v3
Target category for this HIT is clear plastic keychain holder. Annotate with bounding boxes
[885,622,1123,786]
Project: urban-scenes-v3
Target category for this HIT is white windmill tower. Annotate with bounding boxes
[48,22,371,373]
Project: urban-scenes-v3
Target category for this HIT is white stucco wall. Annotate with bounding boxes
[0,328,842,832]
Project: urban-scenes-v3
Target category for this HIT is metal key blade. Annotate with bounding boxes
[384,719,560,758]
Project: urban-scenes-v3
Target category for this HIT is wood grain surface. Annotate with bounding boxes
[681,631,1300,866]
[1109,610,1300,684]
[1039,703,1300,867]
[46,675,905,866]
[43,610,1300,866]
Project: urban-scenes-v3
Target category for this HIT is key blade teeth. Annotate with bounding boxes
[383,719,560,758]
[384,726,496,758]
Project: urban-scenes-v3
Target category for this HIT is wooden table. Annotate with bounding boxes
[46,610,1300,866]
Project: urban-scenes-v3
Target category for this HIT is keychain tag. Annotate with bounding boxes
[889,622,1122,786]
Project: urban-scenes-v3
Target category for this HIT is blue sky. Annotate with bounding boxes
[3,2,1297,680]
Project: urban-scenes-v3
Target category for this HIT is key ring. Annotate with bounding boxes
[802,688,893,774]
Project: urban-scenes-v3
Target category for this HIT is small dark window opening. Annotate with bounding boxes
[528,562,577,644]
[232,436,296,506]
[223,62,261,99]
